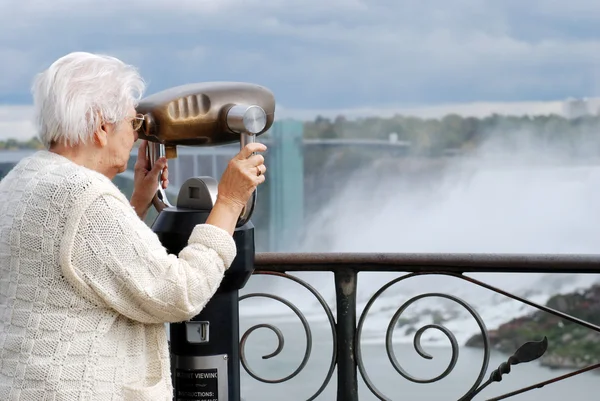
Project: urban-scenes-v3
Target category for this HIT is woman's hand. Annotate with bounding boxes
[218,142,267,210]
[206,142,267,235]
[130,140,169,220]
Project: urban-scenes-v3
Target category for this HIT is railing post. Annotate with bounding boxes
[334,268,359,401]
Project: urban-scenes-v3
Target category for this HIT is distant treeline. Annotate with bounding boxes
[0,137,44,150]
[3,113,600,155]
[304,113,600,156]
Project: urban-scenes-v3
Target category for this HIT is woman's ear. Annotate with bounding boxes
[94,122,110,148]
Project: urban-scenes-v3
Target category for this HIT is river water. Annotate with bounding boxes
[239,318,598,401]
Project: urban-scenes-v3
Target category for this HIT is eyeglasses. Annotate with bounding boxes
[130,114,145,131]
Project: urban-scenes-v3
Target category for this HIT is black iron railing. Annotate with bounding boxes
[238,253,600,401]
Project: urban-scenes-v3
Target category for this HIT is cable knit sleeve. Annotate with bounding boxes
[59,191,237,324]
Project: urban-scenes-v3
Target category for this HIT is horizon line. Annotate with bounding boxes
[1,97,599,142]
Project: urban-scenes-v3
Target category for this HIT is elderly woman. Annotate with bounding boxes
[0,52,267,400]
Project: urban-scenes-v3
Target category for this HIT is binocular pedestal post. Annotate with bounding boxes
[152,177,255,401]
[135,81,275,401]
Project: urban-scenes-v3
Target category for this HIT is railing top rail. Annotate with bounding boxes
[255,252,600,273]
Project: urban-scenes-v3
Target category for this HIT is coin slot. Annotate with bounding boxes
[186,321,210,344]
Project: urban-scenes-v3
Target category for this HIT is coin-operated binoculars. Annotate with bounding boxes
[136,82,275,401]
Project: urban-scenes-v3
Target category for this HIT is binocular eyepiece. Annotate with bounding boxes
[136,82,276,226]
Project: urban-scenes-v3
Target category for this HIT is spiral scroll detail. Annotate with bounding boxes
[356,273,491,401]
[239,272,337,401]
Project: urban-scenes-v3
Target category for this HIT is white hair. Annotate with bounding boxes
[31,52,146,148]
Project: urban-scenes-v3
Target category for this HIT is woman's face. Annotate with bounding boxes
[106,107,139,175]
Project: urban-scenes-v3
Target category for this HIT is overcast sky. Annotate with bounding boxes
[1,0,600,140]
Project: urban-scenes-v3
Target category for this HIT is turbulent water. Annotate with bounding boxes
[238,318,598,400]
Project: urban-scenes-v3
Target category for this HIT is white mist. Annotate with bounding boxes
[242,127,600,343]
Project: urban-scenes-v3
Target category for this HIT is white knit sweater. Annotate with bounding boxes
[0,150,237,400]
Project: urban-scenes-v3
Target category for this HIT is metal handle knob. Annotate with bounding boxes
[226,105,267,135]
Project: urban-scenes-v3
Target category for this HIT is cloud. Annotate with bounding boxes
[1,1,600,110]
[276,99,568,121]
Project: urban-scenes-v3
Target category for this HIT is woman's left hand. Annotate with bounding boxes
[130,140,169,219]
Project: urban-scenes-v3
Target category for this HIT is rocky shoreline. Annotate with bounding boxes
[465,284,600,371]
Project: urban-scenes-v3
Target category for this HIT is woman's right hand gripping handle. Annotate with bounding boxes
[205,142,267,235]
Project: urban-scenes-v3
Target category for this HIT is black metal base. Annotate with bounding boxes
[151,191,255,401]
